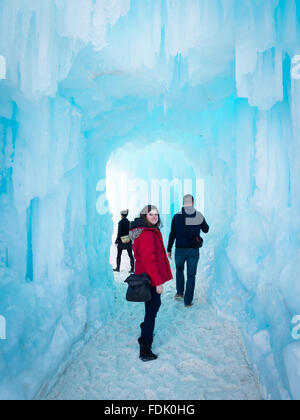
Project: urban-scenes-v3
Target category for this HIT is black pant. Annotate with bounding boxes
[141,287,161,341]
[116,242,134,271]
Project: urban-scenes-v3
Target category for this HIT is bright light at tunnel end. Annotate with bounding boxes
[96,174,205,217]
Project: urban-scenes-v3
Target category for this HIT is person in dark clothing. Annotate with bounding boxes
[113,209,135,273]
[167,195,209,307]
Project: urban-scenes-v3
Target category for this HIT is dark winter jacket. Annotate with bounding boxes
[115,217,131,245]
[167,207,209,252]
[129,218,173,287]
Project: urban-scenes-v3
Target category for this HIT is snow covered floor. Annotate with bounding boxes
[41,256,262,400]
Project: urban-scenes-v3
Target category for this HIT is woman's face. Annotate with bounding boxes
[146,210,159,226]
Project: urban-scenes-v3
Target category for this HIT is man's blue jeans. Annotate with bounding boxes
[175,248,200,305]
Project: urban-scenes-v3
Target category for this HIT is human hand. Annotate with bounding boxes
[156,285,164,294]
[168,252,172,260]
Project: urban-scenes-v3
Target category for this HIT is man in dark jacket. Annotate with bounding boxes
[167,195,209,307]
[113,210,134,273]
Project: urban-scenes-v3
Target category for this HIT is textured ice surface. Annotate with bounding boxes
[0,0,300,400]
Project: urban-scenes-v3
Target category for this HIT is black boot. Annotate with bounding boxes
[138,337,158,362]
[113,268,120,272]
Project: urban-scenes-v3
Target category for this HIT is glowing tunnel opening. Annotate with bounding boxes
[105,139,206,272]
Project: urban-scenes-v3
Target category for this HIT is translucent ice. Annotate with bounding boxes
[0,0,300,401]
[0,56,6,80]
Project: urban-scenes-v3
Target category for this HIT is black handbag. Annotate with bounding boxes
[124,273,152,302]
[188,235,203,248]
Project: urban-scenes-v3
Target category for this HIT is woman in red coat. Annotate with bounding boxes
[129,205,173,362]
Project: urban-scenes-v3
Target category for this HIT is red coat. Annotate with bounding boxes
[132,227,173,287]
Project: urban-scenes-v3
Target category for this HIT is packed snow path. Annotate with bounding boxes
[41,259,262,400]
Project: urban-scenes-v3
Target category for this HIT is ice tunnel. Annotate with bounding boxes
[1,0,300,400]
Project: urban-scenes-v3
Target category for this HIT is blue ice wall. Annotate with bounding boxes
[0,0,300,400]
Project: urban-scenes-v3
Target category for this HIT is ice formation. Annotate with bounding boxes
[0,0,300,400]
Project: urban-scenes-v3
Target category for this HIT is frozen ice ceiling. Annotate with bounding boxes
[1,0,300,401]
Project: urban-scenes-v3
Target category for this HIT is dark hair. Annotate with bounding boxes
[183,194,194,205]
[140,205,162,229]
